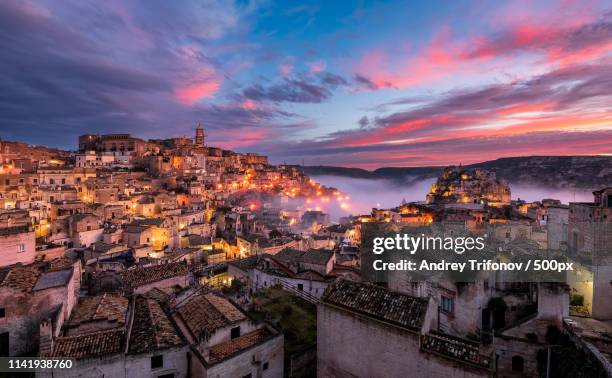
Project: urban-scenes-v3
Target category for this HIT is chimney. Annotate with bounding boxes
[537,283,569,325]
[39,318,53,356]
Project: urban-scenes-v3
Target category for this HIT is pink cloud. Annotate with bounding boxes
[213,129,270,149]
[279,63,293,77]
[175,79,220,104]
[354,5,612,91]
[241,98,257,110]
[308,61,327,74]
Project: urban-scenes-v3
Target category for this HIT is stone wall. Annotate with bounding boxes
[40,346,190,378]
[0,229,35,267]
[317,304,489,378]
[0,267,79,356]
[204,333,283,378]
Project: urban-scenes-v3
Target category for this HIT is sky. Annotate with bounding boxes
[2,0,612,168]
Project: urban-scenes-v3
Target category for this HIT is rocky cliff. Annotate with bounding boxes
[300,156,612,189]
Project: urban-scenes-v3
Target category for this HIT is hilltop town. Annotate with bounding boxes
[0,128,610,377]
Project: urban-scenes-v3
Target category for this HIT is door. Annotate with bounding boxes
[0,332,9,357]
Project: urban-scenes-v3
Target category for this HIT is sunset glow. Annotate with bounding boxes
[2,0,612,167]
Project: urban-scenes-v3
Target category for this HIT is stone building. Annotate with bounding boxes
[171,289,284,377]
[568,187,612,321]
[427,167,511,206]
[494,283,570,377]
[119,262,191,295]
[0,258,80,356]
[317,280,492,378]
[43,291,190,378]
[78,134,154,155]
[67,213,103,248]
[0,224,36,267]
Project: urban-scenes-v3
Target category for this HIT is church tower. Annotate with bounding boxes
[195,123,205,147]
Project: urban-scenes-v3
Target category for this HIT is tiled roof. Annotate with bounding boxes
[142,287,170,303]
[299,249,334,265]
[50,328,125,359]
[322,279,428,331]
[228,255,260,270]
[124,225,149,233]
[1,264,41,291]
[128,296,183,354]
[274,248,333,267]
[205,293,245,322]
[295,270,326,281]
[132,218,165,226]
[420,333,491,369]
[93,241,122,253]
[273,248,304,264]
[47,258,77,272]
[187,234,211,246]
[0,225,32,236]
[70,294,128,326]
[0,258,77,292]
[120,262,188,289]
[177,293,245,339]
[209,328,273,364]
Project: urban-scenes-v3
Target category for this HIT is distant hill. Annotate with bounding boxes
[296,166,379,179]
[300,156,612,189]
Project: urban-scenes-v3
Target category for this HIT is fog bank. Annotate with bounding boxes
[310,175,435,220]
[310,175,596,221]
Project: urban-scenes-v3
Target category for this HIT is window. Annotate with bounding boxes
[297,283,303,291]
[151,355,163,369]
[0,308,5,318]
[441,296,454,315]
[50,179,55,185]
[17,244,25,253]
[61,178,66,185]
[512,356,524,372]
[231,326,241,339]
[263,362,269,370]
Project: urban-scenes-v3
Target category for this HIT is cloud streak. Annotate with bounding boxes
[1,0,612,168]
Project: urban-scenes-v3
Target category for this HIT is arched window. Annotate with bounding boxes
[512,356,524,372]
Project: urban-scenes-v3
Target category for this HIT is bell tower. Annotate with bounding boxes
[195,123,205,147]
